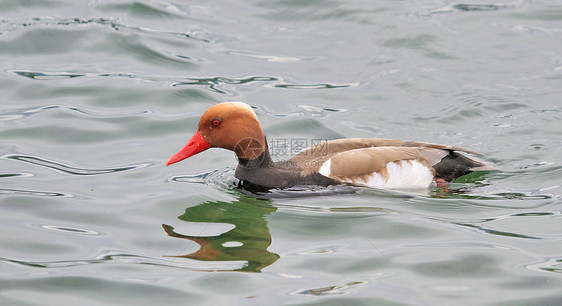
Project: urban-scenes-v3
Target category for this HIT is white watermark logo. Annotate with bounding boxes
[268,138,328,158]
[235,138,330,169]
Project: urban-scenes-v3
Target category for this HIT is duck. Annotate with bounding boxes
[166,101,496,190]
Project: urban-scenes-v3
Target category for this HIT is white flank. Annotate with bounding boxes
[318,158,332,177]
[339,160,434,189]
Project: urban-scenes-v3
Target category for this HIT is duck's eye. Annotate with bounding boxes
[211,119,221,127]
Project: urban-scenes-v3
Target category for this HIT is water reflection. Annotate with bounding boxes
[163,195,279,272]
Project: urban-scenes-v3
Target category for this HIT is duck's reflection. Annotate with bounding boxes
[162,195,279,272]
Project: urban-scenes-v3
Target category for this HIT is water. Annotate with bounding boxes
[1,0,561,305]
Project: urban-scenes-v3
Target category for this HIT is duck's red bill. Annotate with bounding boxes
[166,132,211,166]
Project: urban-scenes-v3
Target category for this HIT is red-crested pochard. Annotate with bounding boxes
[167,102,496,190]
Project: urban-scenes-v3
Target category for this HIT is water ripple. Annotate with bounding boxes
[8,68,356,97]
[0,250,205,270]
[271,83,356,89]
[452,4,503,12]
[172,76,278,95]
[219,50,314,62]
[0,103,150,124]
[8,70,275,97]
[428,3,511,15]
[456,222,542,240]
[9,69,169,84]
[429,187,555,202]
[292,280,368,296]
[0,173,33,178]
[169,167,359,199]
[1,17,219,43]
[526,257,562,274]
[0,188,71,198]
[253,103,349,118]
[169,168,234,183]
[10,70,84,80]
[35,224,104,236]
[169,167,238,195]
[3,154,150,176]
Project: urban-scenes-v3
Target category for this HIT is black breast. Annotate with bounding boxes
[235,151,337,189]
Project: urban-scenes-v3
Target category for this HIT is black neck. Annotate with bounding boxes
[237,146,275,169]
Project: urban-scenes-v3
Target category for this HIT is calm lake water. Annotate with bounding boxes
[1,0,562,305]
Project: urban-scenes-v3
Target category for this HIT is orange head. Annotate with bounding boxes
[166,102,266,166]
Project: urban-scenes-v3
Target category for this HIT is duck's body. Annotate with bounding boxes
[167,102,495,190]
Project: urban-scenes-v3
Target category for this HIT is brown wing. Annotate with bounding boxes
[289,138,489,178]
[320,147,423,177]
[291,138,483,162]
